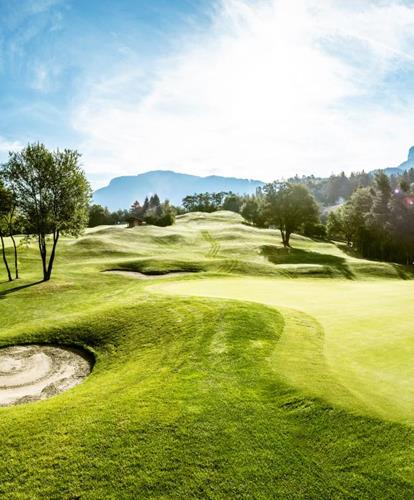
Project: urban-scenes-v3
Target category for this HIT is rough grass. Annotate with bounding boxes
[0,210,413,498]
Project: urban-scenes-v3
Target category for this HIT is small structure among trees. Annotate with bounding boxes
[127,195,175,227]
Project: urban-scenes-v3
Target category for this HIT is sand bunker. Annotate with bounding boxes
[105,270,195,280]
[0,345,92,407]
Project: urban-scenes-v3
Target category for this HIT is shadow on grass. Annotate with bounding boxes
[261,245,354,279]
[391,264,414,280]
[336,242,414,280]
[0,281,43,299]
[111,258,206,275]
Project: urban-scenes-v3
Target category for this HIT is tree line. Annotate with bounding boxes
[88,205,130,227]
[287,168,414,206]
[89,195,176,228]
[181,173,414,259]
[182,192,244,213]
[327,172,414,264]
[180,168,414,217]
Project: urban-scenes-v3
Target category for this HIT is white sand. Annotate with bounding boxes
[0,345,91,407]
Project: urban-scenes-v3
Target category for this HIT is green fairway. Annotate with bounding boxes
[0,211,413,498]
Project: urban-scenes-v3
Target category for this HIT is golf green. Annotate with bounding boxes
[153,277,414,424]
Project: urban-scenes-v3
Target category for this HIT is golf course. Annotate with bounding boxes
[0,211,413,498]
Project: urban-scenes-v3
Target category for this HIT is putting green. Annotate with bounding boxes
[152,277,414,424]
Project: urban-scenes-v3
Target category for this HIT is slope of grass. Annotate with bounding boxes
[0,210,413,498]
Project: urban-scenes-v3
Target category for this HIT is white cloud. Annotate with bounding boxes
[72,0,414,186]
[0,138,23,165]
[32,64,51,92]
[0,137,23,154]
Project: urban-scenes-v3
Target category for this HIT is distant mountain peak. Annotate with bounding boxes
[93,170,264,211]
[378,145,414,176]
[396,145,414,172]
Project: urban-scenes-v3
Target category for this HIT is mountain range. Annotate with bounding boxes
[93,146,414,210]
[93,170,264,210]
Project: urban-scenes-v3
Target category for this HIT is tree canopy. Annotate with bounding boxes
[327,175,414,264]
[263,182,320,247]
[1,143,91,281]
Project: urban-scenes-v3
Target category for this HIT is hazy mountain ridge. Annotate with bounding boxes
[93,170,265,210]
[380,146,414,176]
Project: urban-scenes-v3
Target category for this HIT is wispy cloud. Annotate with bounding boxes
[0,137,23,155]
[30,61,63,92]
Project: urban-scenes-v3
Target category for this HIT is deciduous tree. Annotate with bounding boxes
[2,143,91,281]
[264,182,320,247]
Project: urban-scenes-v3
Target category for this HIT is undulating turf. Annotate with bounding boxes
[0,211,413,498]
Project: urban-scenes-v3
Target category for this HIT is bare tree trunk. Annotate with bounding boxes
[7,206,18,279]
[285,231,292,248]
[0,233,12,282]
[280,228,287,247]
[38,234,48,281]
[44,231,59,282]
[10,234,18,279]
[280,227,291,248]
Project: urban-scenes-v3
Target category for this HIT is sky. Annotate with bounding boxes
[1,0,414,188]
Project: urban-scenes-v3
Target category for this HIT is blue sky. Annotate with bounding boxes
[0,0,212,185]
[1,0,414,187]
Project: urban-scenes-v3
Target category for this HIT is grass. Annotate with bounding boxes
[0,210,413,498]
[155,278,414,425]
